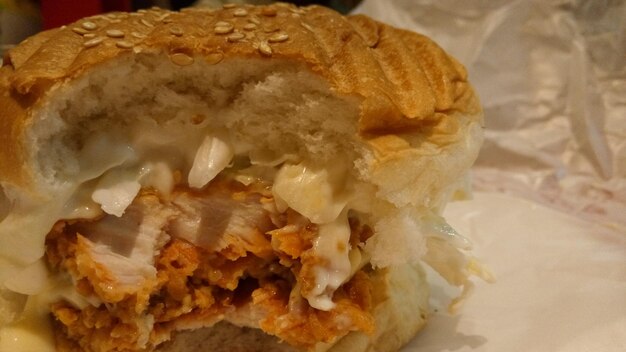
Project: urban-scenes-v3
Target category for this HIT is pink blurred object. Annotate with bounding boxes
[41,0,132,29]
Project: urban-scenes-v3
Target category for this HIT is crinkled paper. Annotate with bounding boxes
[354,1,626,350]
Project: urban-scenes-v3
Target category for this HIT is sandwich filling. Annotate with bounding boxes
[30,122,381,352]
[45,176,375,351]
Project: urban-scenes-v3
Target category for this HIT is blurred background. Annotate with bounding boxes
[0,0,362,53]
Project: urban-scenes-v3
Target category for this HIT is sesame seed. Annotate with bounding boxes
[110,19,122,23]
[261,8,277,17]
[140,19,154,28]
[243,23,257,31]
[258,41,272,56]
[223,3,236,8]
[170,53,194,66]
[290,8,306,15]
[72,27,88,35]
[83,33,96,38]
[106,14,117,19]
[130,12,141,17]
[263,27,280,33]
[268,33,289,43]
[116,40,133,49]
[138,9,147,13]
[215,21,231,27]
[106,29,125,38]
[233,8,248,17]
[169,26,183,36]
[205,52,224,65]
[83,37,104,48]
[157,14,171,22]
[227,32,245,42]
[300,22,314,32]
[82,21,97,30]
[131,32,147,39]
[213,25,235,34]
[61,25,67,29]
[248,17,261,25]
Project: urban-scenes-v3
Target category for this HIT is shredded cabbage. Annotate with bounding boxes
[3,260,49,295]
[422,237,494,313]
[77,133,136,182]
[188,135,233,189]
[92,170,141,217]
[272,162,348,224]
[139,162,175,196]
[421,212,473,250]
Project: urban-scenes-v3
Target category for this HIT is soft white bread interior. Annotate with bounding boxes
[0,3,484,352]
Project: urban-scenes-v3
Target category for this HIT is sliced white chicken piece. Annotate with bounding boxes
[169,181,273,259]
[72,193,174,303]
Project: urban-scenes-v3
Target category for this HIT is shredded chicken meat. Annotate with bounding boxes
[45,177,375,352]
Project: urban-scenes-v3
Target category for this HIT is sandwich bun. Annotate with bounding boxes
[0,3,485,352]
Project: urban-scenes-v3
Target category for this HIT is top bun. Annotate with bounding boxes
[0,3,482,270]
[0,2,481,195]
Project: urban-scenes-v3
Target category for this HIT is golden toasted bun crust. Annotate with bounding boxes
[159,264,429,352]
[0,3,480,193]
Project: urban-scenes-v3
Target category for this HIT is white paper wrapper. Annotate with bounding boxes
[354,0,626,350]
[410,193,626,352]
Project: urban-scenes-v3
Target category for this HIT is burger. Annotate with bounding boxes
[0,3,489,352]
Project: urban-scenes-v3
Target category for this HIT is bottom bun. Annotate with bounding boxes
[159,263,429,352]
